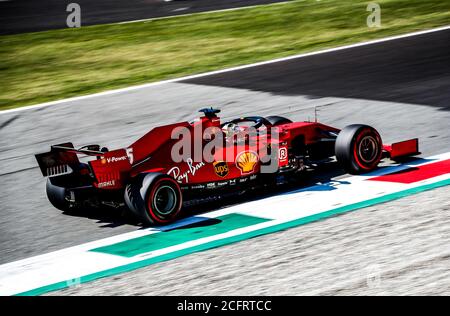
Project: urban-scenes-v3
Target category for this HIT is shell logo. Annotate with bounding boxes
[236,151,258,174]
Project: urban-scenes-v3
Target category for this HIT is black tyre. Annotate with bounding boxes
[46,178,71,211]
[335,124,383,174]
[124,173,182,226]
[265,115,292,126]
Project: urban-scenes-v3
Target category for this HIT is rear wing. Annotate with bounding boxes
[35,142,102,177]
[383,138,420,160]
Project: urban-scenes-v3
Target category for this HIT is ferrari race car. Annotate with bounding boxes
[35,108,419,225]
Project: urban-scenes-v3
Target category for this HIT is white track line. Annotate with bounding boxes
[1,25,449,116]
[118,1,293,25]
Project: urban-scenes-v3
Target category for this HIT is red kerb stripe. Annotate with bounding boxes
[370,159,450,184]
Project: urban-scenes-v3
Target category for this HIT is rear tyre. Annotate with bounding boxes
[265,115,292,126]
[46,178,71,211]
[124,173,182,226]
[335,124,382,174]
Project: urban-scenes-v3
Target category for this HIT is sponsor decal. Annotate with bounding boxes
[236,151,258,174]
[98,180,115,188]
[206,182,217,189]
[102,156,128,164]
[250,174,257,180]
[213,161,229,178]
[278,144,289,168]
[190,184,206,189]
[167,158,205,183]
[278,147,288,161]
[229,179,237,186]
[239,177,249,183]
[217,181,228,187]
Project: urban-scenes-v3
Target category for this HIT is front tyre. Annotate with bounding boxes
[335,124,382,174]
[124,173,182,226]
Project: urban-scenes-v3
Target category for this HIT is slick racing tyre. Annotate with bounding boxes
[265,115,293,126]
[125,173,182,226]
[335,124,383,174]
[46,178,72,212]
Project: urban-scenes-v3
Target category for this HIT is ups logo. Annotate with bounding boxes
[213,161,229,177]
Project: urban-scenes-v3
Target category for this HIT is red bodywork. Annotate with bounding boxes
[85,115,342,191]
[36,112,419,193]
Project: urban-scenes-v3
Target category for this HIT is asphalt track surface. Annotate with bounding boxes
[0,0,289,35]
[51,185,450,296]
[0,28,449,294]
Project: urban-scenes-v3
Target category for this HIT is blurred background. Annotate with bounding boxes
[1,0,449,110]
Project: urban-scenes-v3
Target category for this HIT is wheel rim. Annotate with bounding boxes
[153,185,177,215]
[358,135,378,163]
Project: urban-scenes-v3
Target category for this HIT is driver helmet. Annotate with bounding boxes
[222,123,241,139]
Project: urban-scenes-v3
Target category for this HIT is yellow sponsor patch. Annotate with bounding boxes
[236,151,258,174]
[213,161,229,177]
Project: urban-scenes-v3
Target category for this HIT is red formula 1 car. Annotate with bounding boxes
[35,108,419,225]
